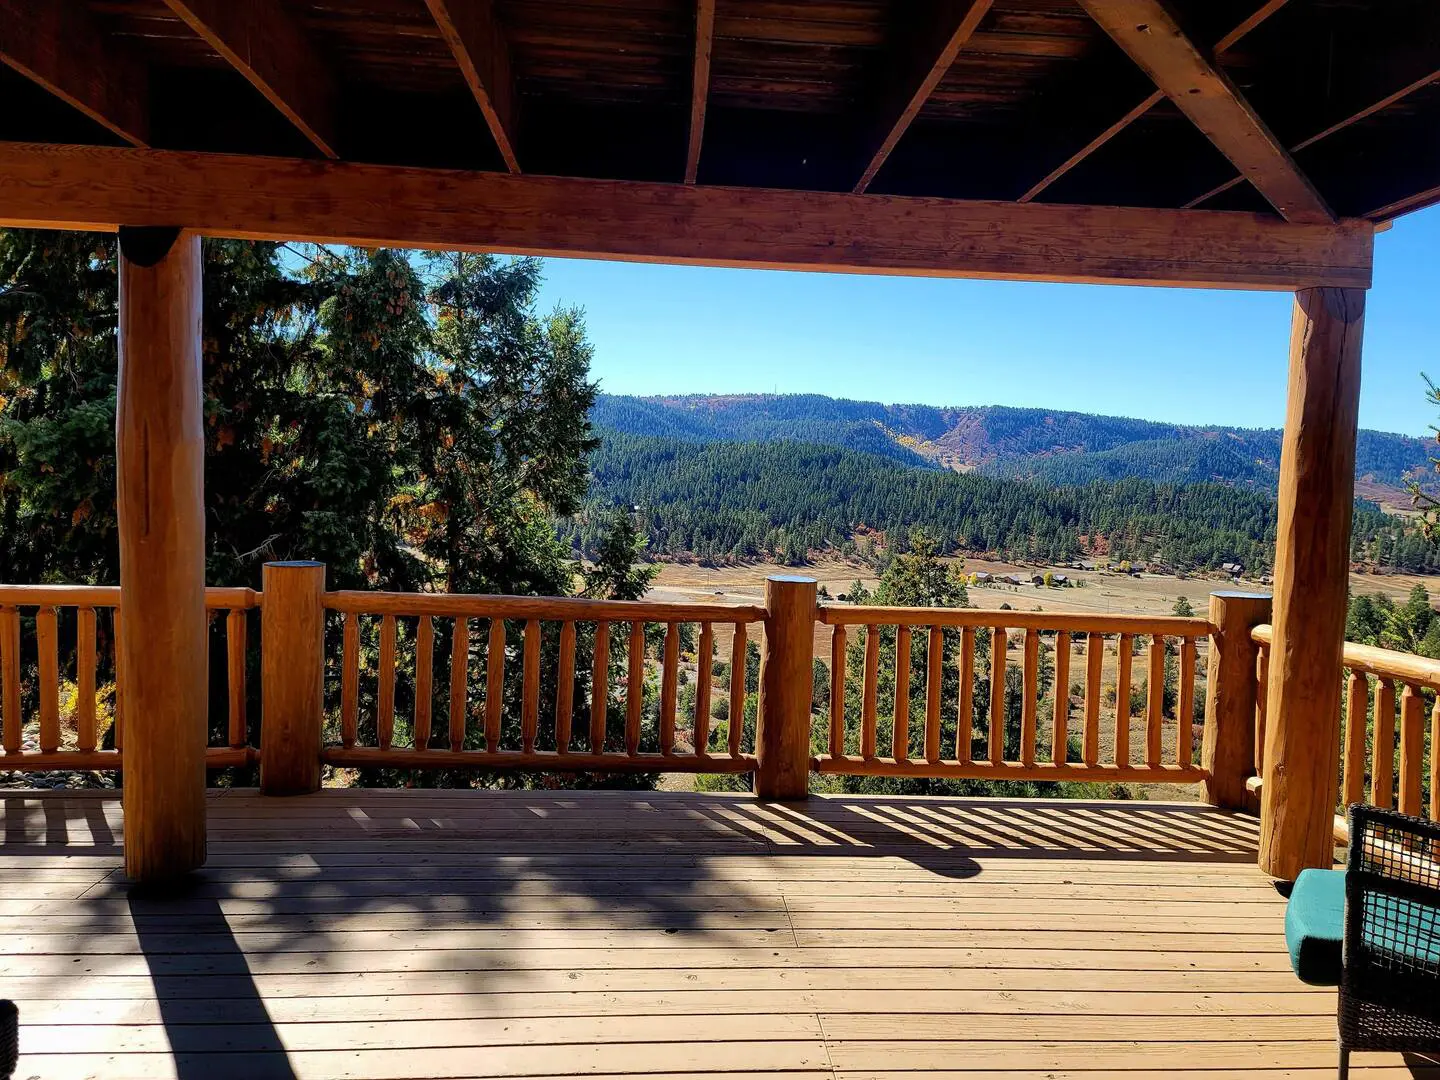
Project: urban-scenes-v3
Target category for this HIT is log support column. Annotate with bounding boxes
[117,226,207,881]
[1259,287,1366,880]
[1201,591,1271,809]
[260,560,326,795]
[755,575,817,799]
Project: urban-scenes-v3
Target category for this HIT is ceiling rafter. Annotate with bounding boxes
[1018,0,1289,204]
[424,0,520,174]
[684,0,717,184]
[163,0,339,159]
[853,0,994,195]
[1077,0,1331,224]
[0,0,149,146]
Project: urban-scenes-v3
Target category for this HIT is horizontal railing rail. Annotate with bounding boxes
[0,586,260,770]
[1253,623,1440,839]
[815,606,1211,784]
[322,591,762,774]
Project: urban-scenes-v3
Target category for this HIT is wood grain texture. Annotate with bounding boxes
[892,625,911,762]
[660,622,680,754]
[1078,0,1331,225]
[685,0,716,183]
[1083,633,1103,766]
[341,611,358,750]
[162,0,339,157]
[260,562,325,794]
[116,231,207,880]
[0,0,149,145]
[377,613,397,753]
[76,606,97,753]
[1114,634,1133,767]
[450,617,469,750]
[35,606,58,753]
[1259,288,1365,880]
[989,627,1006,765]
[1146,634,1165,767]
[0,143,1375,291]
[1372,678,1396,810]
[829,625,847,758]
[756,577,816,798]
[1398,682,1424,816]
[1201,593,1270,809]
[925,626,944,764]
[591,621,610,754]
[957,626,975,764]
[1342,669,1368,810]
[696,622,714,754]
[522,618,541,754]
[556,620,576,753]
[424,0,519,172]
[225,608,248,749]
[1051,631,1070,765]
[485,619,505,753]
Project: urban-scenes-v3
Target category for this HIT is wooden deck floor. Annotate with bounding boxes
[0,788,1430,1079]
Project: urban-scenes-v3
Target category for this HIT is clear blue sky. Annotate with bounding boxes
[533,204,1440,437]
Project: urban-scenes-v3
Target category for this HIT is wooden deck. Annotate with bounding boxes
[0,788,1430,1079]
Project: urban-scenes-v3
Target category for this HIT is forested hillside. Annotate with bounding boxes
[591,394,1433,491]
[567,431,1435,574]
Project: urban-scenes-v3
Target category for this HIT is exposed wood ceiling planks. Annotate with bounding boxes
[0,0,149,146]
[685,0,717,184]
[853,0,994,194]
[424,0,520,174]
[162,0,339,159]
[1018,0,1289,204]
[1077,0,1331,224]
[0,142,1374,291]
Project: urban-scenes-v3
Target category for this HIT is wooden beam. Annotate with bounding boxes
[162,0,338,159]
[1259,287,1365,880]
[0,142,1374,290]
[853,0,994,194]
[1019,0,1287,204]
[116,227,207,881]
[1078,0,1331,224]
[685,0,717,184]
[0,0,149,146]
[424,0,520,174]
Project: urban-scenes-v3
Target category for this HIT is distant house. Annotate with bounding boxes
[1052,574,1069,586]
[1222,561,1244,576]
[974,572,993,584]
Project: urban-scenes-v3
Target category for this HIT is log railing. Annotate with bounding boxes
[813,606,1210,783]
[0,584,259,770]
[1253,624,1440,837]
[320,590,765,774]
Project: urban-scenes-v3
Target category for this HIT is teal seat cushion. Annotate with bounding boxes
[1286,868,1345,985]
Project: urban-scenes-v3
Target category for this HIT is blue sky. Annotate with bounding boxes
[533,204,1440,437]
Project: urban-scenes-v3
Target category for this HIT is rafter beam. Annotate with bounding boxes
[0,142,1373,290]
[163,0,338,159]
[1077,0,1331,224]
[684,0,717,184]
[854,0,994,194]
[424,0,520,173]
[0,0,148,146]
[1019,0,1287,204]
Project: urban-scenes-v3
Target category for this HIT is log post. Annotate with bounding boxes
[1260,287,1365,880]
[755,575,817,799]
[1200,591,1271,809]
[117,226,207,881]
[260,561,326,795]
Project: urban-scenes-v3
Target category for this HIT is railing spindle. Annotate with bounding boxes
[1431,694,1440,824]
[1083,632,1102,766]
[77,606,97,753]
[861,624,879,758]
[925,625,943,764]
[1398,682,1424,816]
[893,624,911,761]
[1020,628,1039,766]
[626,620,644,756]
[415,615,434,750]
[989,626,1006,765]
[828,624,846,758]
[957,626,975,764]
[449,616,468,750]
[36,606,59,753]
[1372,677,1395,809]
[1342,668,1368,809]
[377,613,397,750]
[660,621,679,754]
[556,620,575,753]
[1145,634,1164,767]
[1,606,19,754]
[485,618,505,753]
[226,608,247,749]
[696,622,714,754]
[522,617,541,754]
[111,608,123,750]
[1114,633,1133,766]
[1052,630,1070,765]
[341,610,359,749]
[728,623,746,757]
[1177,636,1196,767]
[591,621,610,753]
[1255,644,1269,774]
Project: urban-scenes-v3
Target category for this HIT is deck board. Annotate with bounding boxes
[0,788,1432,1078]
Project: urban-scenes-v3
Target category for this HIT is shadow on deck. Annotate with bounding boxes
[0,789,1430,1078]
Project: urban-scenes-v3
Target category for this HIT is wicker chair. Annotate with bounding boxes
[1338,804,1440,1078]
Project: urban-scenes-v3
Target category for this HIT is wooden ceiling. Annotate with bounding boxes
[1,0,1436,234]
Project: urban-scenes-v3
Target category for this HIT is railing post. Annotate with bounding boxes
[756,575,817,799]
[260,561,326,795]
[1201,591,1271,810]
